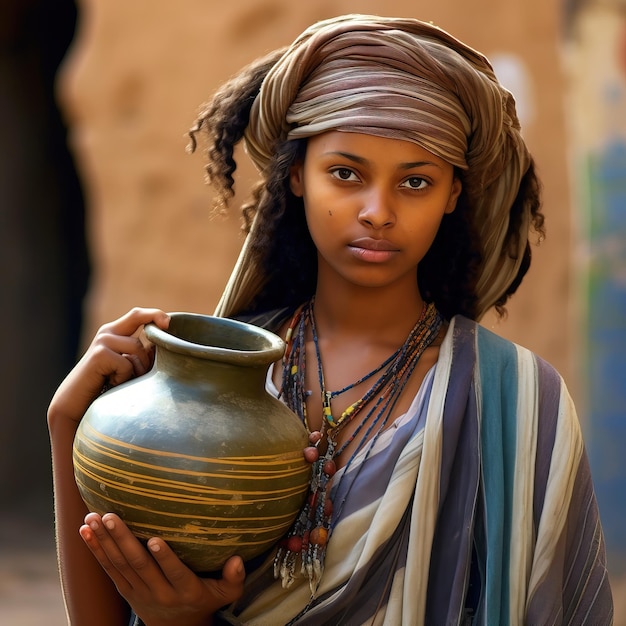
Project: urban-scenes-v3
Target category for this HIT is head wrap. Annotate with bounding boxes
[216,14,533,319]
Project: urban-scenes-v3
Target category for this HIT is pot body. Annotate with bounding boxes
[73,313,309,573]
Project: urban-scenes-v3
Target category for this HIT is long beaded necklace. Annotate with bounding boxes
[274,298,443,593]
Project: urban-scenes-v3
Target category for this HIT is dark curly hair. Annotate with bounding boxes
[189,51,545,321]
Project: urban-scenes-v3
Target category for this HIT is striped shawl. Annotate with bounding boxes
[214,314,613,625]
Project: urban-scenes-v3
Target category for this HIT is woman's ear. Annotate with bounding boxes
[445,177,462,214]
[289,162,305,197]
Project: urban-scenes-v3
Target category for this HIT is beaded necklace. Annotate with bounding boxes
[275,298,443,592]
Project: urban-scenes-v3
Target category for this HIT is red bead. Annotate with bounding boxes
[303,446,319,463]
[323,459,336,476]
[309,431,322,444]
[286,535,303,552]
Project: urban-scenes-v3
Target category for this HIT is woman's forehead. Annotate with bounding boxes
[303,130,453,169]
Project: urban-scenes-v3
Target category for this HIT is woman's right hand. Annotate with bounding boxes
[48,307,171,427]
[80,512,246,626]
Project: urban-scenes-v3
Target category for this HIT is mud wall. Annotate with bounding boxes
[59,0,573,383]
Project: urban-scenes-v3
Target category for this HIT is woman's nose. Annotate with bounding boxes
[357,189,396,228]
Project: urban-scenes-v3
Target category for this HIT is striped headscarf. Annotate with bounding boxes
[219,14,533,319]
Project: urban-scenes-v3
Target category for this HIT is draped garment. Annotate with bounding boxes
[215,315,613,625]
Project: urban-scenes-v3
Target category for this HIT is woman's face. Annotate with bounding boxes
[289,131,462,292]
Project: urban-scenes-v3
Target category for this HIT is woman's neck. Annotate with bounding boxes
[312,279,425,346]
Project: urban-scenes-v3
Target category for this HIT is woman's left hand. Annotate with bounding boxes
[79,512,246,626]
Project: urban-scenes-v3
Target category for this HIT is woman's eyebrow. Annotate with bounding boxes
[324,151,442,170]
[324,151,368,164]
[399,161,442,170]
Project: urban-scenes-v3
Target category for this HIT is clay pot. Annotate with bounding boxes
[73,312,310,573]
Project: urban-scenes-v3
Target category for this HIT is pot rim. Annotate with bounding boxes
[144,312,285,366]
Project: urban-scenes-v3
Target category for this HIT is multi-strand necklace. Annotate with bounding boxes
[274,298,443,592]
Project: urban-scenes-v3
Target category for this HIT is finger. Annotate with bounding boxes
[208,556,246,607]
[101,308,170,339]
[84,513,159,592]
[147,539,245,608]
[95,332,153,375]
[222,555,246,587]
[88,335,154,385]
[100,309,169,374]
[79,515,144,595]
[87,309,169,385]
[49,312,168,422]
[124,352,151,379]
[145,537,198,590]
[92,343,149,382]
[54,346,137,413]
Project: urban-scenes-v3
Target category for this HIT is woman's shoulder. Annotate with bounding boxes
[449,314,563,381]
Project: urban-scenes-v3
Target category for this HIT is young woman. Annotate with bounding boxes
[48,15,613,625]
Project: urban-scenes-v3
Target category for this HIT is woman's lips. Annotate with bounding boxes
[347,237,399,262]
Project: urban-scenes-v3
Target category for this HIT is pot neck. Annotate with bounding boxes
[153,346,272,394]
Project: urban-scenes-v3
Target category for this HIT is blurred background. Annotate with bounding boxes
[1,0,624,623]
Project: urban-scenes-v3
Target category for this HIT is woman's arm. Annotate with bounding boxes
[47,308,168,624]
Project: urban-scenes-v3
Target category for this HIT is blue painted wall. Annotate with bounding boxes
[585,136,626,574]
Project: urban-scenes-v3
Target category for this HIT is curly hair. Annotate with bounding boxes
[491,159,544,316]
[188,47,286,212]
[420,160,544,320]
[188,42,545,321]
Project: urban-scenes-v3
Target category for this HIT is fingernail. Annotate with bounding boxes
[104,518,115,530]
[148,540,160,552]
[89,520,99,531]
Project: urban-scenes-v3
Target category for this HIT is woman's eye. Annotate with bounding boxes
[401,176,429,190]
[331,168,358,181]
